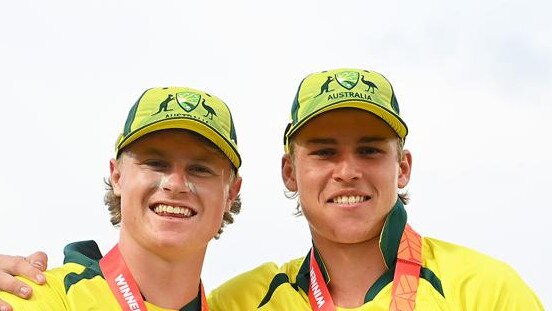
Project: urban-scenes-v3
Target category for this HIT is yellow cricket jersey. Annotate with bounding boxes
[0,241,202,311]
[208,202,544,310]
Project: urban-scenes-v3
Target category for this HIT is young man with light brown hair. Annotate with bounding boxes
[207,68,543,310]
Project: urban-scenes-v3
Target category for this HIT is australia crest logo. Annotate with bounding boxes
[176,91,201,112]
[335,71,360,90]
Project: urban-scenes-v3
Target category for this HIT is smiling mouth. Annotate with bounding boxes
[330,195,370,205]
[152,204,197,218]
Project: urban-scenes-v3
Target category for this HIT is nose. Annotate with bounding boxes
[333,154,362,182]
[160,170,191,194]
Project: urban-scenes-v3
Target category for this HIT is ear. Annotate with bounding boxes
[110,158,122,196]
[226,175,242,212]
[281,154,298,192]
[397,149,412,189]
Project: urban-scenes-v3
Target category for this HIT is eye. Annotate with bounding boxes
[358,146,380,156]
[310,148,336,158]
[188,164,215,176]
[143,159,169,170]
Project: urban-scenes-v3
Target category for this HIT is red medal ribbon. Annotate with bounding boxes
[100,245,148,311]
[389,224,422,311]
[100,244,209,311]
[307,224,422,311]
[200,282,209,311]
[307,249,335,311]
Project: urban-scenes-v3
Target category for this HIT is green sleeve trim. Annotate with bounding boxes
[258,273,294,308]
[421,267,444,297]
[364,267,444,302]
[64,268,101,293]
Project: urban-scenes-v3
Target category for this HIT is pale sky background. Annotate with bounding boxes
[0,0,550,308]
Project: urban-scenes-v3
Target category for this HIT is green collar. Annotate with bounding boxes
[63,240,202,311]
[379,199,408,269]
[294,199,408,302]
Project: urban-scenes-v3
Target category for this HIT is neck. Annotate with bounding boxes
[312,235,386,308]
[118,234,206,309]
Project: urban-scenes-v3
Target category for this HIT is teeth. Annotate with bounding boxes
[153,204,193,217]
[332,196,366,204]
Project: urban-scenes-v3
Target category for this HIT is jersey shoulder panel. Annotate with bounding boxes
[208,261,280,311]
[209,258,304,311]
[0,264,81,310]
[422,237,544,310]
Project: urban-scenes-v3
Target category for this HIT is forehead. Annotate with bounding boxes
[294,108,398,141]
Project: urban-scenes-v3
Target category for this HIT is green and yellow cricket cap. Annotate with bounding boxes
[283,68,408,152]
[115,86,241,169]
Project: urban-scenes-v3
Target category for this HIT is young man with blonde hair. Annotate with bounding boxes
[0,86,242,310]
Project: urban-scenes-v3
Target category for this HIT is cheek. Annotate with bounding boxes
[194,179,229,213]
[373,167,401,201]
[295,163,320,187]
[299,166,331,194]
[120,172,161,202]
[295,168,326,206]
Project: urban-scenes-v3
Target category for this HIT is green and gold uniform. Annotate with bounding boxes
[0,241,203,311]
[0,203,543,310]
[208,202,543,310]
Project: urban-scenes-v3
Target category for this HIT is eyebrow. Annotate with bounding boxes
[138,146,226,165]
[122,147,165,161]
[305,136,388,145]
[140,148,167,157]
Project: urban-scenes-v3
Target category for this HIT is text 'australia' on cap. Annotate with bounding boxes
[115,86,241,168]
[283,68,408,152]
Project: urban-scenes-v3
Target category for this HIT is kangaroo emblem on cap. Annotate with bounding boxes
[151,94,174,116]
[315,76,334,97]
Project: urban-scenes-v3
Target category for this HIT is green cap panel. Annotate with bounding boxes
[116,86,241,168]
[284,68,408,152]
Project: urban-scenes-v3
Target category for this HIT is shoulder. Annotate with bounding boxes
[208,261,281,307]
[0,240,107,310]
[423,237,521,278]
[0,264,82,310]
[422,237,544,309]
[208,258,304,311]
[423,237,505,266]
